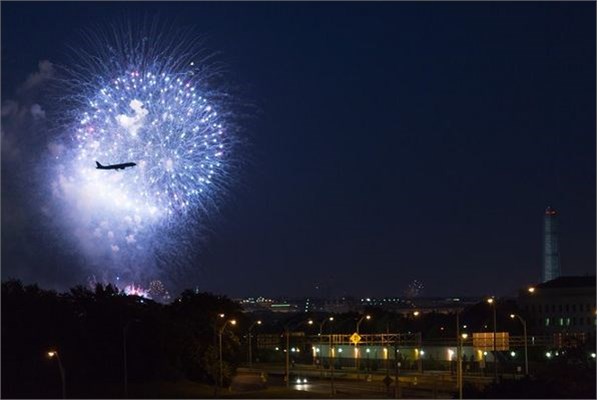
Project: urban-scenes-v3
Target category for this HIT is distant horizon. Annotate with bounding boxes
[3,273,596,303]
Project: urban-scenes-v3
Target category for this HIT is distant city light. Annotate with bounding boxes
[510,351,516,357]
[545,352,552,358]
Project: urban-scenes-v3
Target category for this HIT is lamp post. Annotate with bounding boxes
[487,297,498,383]
[219,319,237,388]
[455,308,461,388]
[510,313,528,376]
[411,311,422,374]
[318,317,334,378]
[458,333,468,399]
[47,351,66,399]
[355,314,371,379]
[248,320,262,367]
[328,319,336,397]
[285,318,313,388]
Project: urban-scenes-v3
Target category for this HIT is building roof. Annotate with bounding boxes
[536,276,596,289]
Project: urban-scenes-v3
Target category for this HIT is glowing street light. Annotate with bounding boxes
[47,350,66,399]
[355,314,372,380]
[316,317,335,378]
[458,333,468,399]
[248,320,262,367]
[486,297,498,383]
[284,318,313,388]
[219,319,237,388]
[510,313,529,375]
[527,287,536,294]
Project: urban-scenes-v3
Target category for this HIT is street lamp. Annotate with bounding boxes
[248,320,262,367]
[454,308,462,389]
[527,287,535,294]
[317,317,334,377]
[409,311,423,373]
[487,297,498,383]
[510,313,529,375]
[355,314,371,379]
[47,350,66,399]
[219,319,237,388]
[284,318,312,388]
[458,333,468,400]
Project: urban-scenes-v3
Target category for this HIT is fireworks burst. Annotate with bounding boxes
[123,283,150,299]
[46,20,236,285]
[403,279,424,298]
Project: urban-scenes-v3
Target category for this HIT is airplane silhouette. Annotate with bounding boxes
[96,161,137,170]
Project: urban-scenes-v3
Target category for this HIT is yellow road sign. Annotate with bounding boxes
[350,332,362,344]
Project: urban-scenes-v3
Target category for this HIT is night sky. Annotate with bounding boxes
[1,2,596,298]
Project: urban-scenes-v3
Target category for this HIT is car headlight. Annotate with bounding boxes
[303,378,308,383]
[296,378,301,384]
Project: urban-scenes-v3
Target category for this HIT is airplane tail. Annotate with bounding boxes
[96,161,103,168]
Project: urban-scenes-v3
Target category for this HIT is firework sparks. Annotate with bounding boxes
[47,21,234,284]
[123,283,150,298]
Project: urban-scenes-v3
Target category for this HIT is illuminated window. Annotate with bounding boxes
[559,318,563,326]
[566,318,570,326]
[545,318,550,326]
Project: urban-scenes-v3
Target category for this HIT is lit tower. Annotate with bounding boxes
[542,206,561,282]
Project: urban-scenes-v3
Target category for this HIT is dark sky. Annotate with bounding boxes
[2,2,596,298]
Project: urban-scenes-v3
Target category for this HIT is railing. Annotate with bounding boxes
[309,333,556,347]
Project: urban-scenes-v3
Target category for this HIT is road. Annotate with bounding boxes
[233,367,459,398]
